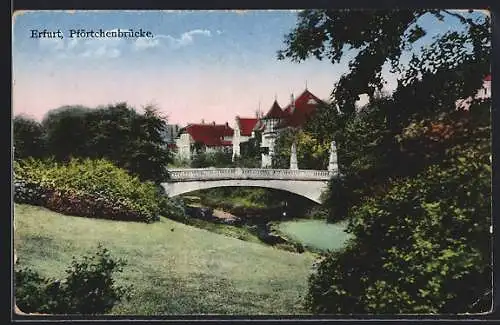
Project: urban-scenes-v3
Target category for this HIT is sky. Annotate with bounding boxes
[12,10,487,126]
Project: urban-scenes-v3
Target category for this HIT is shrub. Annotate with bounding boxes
[190,150,233,168]
[15,245,132,314]
[305,143,491,314]
[158,195,187,222]
[14,158,161,223]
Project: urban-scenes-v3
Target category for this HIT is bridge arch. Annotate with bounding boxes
[162,168,334,204]
[162,179,328,204]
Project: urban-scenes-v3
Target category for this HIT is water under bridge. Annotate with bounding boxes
[162,168,337,203]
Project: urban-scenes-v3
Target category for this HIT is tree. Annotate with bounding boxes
[123,105,172,182]
[272,128,329,170]
[42,106,92,162]
[279,9,492,313]
[234,130,262,168]
[191,149,233,168]
[306,128,491,313]
[41,103,172,183]
[278,9,490,117]
[279,9,491,210]
[13,115,46,160]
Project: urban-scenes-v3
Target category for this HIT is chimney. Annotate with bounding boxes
[225,122,229,127]
[212,121,216,125]
[201,119,205,124]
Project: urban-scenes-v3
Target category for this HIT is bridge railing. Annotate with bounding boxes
[167,168,333,181]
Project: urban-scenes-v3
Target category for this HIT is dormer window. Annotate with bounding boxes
[307,98,317,104]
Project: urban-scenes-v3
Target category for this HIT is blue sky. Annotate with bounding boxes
[12,10,488,125]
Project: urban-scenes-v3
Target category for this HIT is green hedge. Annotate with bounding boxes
[14,158,162,223]
[305,144,491,313]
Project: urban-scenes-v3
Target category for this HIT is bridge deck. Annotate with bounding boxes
[167,168,333,182]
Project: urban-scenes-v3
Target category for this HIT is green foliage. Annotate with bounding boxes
[190,150,233,168]
[15,245,132,314]
[234,130,262,168]
[40,103,172,183]
[278,10,489,114]
[280,9,492,314]
[14,158,162,223]
[273,128,329,170]
[233,155,261,168]
[13,116,46,160]
[158,195,188,222]
[306,142,491,313]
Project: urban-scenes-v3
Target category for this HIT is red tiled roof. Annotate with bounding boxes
[281,90,325,128]
[184,123,234,147]
[264,100,289,119]
[485,74,491,81]
[236,117,259,136]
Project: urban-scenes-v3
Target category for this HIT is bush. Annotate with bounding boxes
[14,158,161,223]
[159,195,188,222]
[190,150,233,168]
[15,245,132,314]
[305,143,491,313]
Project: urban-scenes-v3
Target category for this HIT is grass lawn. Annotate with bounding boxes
[275,219,353,252]
[14,204,317,315]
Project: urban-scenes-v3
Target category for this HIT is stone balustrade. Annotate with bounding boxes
[167,168,332,182]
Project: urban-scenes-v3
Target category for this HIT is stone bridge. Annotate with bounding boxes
[162,168,336,203]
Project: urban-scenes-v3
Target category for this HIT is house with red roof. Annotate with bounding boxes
[175,121,234,161]
[256,89,326,167]
[174,88,326,166]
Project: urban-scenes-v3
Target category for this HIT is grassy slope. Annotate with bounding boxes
[14,204,316,315]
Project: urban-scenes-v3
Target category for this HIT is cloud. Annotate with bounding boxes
[80,31,124,58]
[133,37,160,50]
[39,28,214,55]
[133,29,213,51]
[39,37,65,51]
[38,28,125,59]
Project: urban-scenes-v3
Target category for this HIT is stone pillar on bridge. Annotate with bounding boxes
[290,142,298,170]
[328,140,339,175]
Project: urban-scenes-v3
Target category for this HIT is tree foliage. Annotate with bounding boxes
[13,116,46,160]
[234,130,262,168]
[278,9,490,116]
[279,9,492,313]
[272,128,329,170]
[306,136,491,313]
[190,149,233,168]
[40,103,172,183]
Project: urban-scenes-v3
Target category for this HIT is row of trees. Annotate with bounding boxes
[14,103,172,183]
[277,9,492,313]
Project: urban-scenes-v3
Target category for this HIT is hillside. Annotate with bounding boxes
[14,204,316,315]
